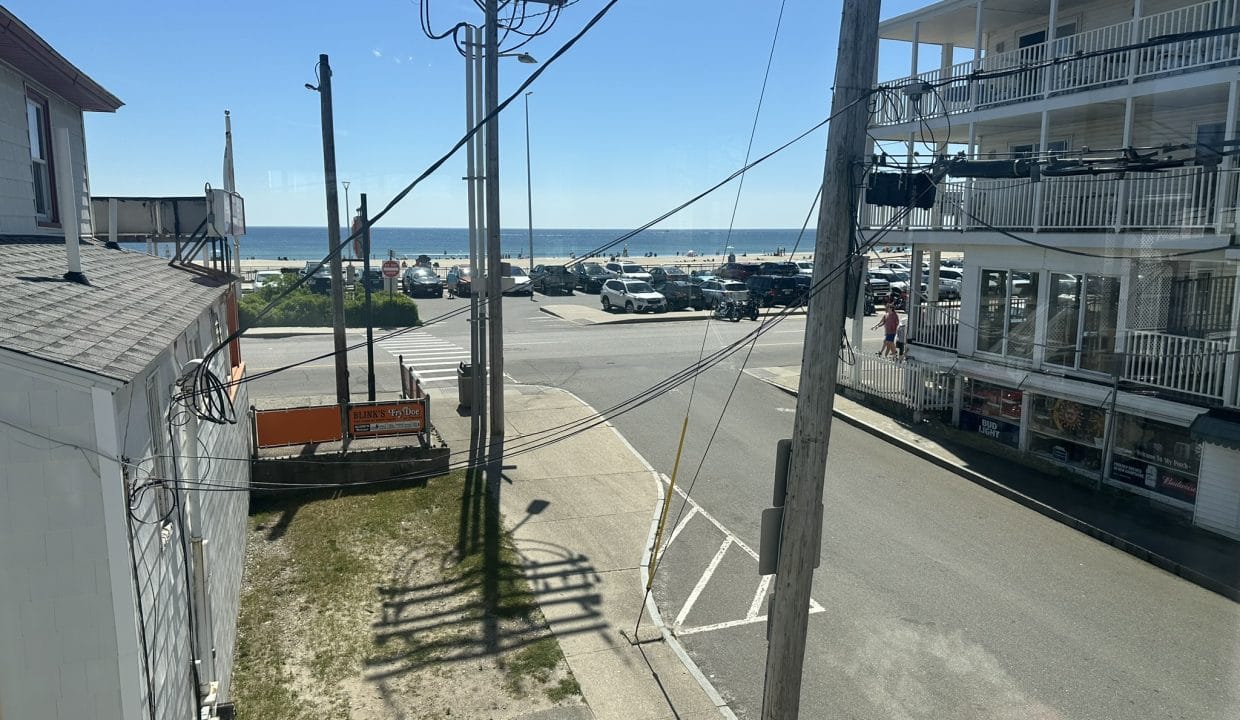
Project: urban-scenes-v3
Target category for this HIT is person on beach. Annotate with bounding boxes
[872,305,899,357]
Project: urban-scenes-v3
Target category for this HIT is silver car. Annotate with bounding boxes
[698,280,749,308]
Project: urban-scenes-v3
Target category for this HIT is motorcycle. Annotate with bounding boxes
[713,298,760,322]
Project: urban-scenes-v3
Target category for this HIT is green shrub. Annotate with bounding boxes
[240,274,419,328]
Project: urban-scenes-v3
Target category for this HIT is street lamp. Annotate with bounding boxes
[342,180,351,257]
[499,52,538,63]
[524,91,534,276]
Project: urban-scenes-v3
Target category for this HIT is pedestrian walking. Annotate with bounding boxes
[872,304,899,357]
[895,318,907,360]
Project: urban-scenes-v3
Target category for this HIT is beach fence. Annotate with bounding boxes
[837,354,955,421]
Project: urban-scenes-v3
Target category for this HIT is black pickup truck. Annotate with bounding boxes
[531,264,575,295]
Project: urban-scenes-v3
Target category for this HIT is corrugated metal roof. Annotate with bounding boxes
[0,236,228,382]
[0,8,122,112]
[1190,408,1240,452]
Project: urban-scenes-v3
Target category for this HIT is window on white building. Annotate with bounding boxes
[977,268,1039,360]
[25,89,55,224]
[1045,273,1120,372]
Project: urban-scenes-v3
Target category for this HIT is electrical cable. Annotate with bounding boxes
[194,0,624,421]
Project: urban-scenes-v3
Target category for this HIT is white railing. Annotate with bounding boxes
[1123,330,1229,400]
[1137,0,1240,77]
[838,355,956,413]
[1040,174,1121,229]
[871,0,1240,126]
[862,166,1226,231]
[914,301,960,352]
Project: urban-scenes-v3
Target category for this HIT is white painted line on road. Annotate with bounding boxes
[508,340,567,346]
[662,506,698,553]
[659,473,760,560]
[755,341,804,347]
[675,538,733,629]
[747,575,771,620]
[408,360,469,366]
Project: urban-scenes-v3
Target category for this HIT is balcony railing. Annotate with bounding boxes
[912,300,961,352]
[1123,330,1230,400]
[860,166,1229,231]
[873,0,1240,126]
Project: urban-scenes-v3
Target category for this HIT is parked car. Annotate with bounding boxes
[446,265,473,296]
[688,271,717,285]
[604,261,653,282]
[866,271,891,306]
[758,261,800,276]
[714,262,762,281]
[306,267,332,294]
[795,261,814,275]
[648,265,691,287]
[573,262,610,293]
[658,280,704,311]
[252,270,282,292]
[746,274,804,307]
[530,264,575,295]
[698,279,750,308]
[359,268,384,292]
[600,278,665,313]
[403,265,444,297]
[501,265,532,296]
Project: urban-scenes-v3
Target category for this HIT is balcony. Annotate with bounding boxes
[911,300,961,352]
[1123,330,1230,401]
[859,165,1229,232]
[873,0,1240,127]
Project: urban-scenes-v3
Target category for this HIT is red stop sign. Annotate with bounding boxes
[381,260,400,278]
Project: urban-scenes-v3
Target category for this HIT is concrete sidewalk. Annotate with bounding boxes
[433,385,733,719]
[746,365,1240,602]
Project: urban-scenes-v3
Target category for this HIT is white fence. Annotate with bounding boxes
[914,301,961,352]
[1123,330,1229,400]
[838,354,956,416]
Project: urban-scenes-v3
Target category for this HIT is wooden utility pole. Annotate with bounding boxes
[484,0,505,440]
[315,53,350,414]
[760,1,880,717]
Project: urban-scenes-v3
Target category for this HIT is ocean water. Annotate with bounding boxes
[210,226,818,261]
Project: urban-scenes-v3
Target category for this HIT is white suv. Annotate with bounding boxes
[604,261,653,282]
[601,278,666,313]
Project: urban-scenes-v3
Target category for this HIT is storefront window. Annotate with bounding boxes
[960,378,1023,447]
[1109,413,1200,505]
[1027,394,1107,475]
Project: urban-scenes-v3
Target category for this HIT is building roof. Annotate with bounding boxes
[0,7,122,112]
[0,236,228,383]
[1191,408,1240,453]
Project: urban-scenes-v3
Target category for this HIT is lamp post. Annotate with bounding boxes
[342,180,351,256]
[524,91,534,276]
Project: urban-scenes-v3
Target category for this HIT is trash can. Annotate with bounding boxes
[457,362,472,408]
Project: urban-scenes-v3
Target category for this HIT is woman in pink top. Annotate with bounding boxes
[872,305,899,357]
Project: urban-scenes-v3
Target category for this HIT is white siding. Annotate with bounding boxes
[0,60,91,239]
[0,362,124,720]
[116,299,250,715]
[1194,443,1240,539]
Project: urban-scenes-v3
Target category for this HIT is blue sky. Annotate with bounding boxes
[16,0,927,228]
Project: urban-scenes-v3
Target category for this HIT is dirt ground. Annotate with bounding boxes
[230,473,584,719]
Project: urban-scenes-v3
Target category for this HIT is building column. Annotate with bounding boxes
[971,0,985,111]
[1223,266,1240,405]
[1045,0,1060,97]
[1128,0,1143,84]
[964,122,977,229]
[1214,79,1239,232]
[1033,110,1049,230]
[911,21,921,78]
[910,248,925,341]
[928,250,941,301]
[1114,97,1135,231]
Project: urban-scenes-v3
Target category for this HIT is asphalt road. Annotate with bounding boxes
[241,289,1239,720]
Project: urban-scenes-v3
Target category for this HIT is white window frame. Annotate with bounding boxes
[25,88,56,224]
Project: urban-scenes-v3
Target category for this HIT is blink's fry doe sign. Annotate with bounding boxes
[348,400,425,438]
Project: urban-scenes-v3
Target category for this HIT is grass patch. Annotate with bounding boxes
[502,637,563,696]
[546,676,582,703]
[232,471,579,719]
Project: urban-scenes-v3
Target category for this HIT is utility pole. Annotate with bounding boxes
[314,53,350,415]
[361,193,376,402]
[524,91,534,274]
[465,24,487,435]
[760,1,879,717]
[484,0,504,439]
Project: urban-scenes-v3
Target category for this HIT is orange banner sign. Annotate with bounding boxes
[348,400,425,439]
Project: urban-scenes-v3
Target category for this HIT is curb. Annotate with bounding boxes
[754,377,1240,603]
[549,386,738,719]
[539,305,807,326]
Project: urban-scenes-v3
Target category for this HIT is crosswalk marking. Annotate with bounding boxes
[377,331,470,385]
